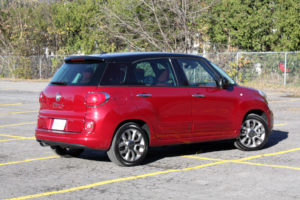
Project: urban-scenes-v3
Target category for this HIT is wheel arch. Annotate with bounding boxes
[113,119,151,144]
[242,109,268,126]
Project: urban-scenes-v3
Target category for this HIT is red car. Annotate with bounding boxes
[36,52,273,166]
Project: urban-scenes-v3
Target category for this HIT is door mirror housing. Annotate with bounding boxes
[218,77,229,89]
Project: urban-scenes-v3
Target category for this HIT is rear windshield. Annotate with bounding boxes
[50,62,106,86]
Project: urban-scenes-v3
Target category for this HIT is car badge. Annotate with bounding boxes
[56,92,62,102]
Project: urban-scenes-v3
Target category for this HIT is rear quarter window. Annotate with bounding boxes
[50,62,106,86]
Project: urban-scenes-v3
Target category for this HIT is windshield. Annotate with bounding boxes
[50,62,106,86]
[209,61,236,85]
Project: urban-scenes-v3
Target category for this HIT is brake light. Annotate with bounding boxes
[85,92,110,107]
[71,58,85,62]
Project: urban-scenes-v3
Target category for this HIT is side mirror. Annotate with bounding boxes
[218,77,229,89]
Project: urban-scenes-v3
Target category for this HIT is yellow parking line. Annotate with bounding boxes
[0,137,35,142]
[274,123,288,127]
[4,147,300,200]
[0,156,59,167]
[0,110,38,116]
[237,147,300,162]
[0,103,23,107]
[236,161,300,171]
[4,160,227,200]
[0,138,24,142]
[0,133,34,139]
[0,122,36,128]
[183,156,300,171]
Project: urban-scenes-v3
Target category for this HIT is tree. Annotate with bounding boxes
[205,0,300,52]
[102,0,216,52]
[50,0,116,55]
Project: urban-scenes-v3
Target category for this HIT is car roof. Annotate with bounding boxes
[65,52,203,63]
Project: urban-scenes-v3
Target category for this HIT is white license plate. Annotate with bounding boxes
[52,119,66,131]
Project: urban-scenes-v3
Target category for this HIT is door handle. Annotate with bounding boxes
[136,94,152,97]
[192,94,205,98]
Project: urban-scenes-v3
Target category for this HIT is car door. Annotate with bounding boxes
[130,58,192,140]
[175,57,238,139]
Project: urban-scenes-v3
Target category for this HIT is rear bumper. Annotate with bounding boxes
[37,139,88,149]
[35,128,109,150]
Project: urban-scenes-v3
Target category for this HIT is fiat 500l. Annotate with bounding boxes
[36,52,273,166]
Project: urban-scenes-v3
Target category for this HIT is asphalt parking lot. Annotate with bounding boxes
[0,80,299,200]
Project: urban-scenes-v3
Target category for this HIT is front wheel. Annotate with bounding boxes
[107,122,149,166]
[235,114,270,151]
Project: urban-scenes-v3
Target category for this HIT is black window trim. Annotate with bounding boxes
[130,57,179,87]
[173,57,223,88]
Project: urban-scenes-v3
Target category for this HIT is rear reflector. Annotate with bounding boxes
[84,120,95,133]
[39,91,45,103]
[85,92,110,107]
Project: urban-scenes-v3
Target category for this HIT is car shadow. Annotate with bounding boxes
[143,140,236,165]
[264,129,289,148]
[77,149,110,162]
[75,130,289,164]
[144,129,289,164]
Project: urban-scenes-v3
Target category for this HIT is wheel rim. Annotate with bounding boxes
[118,128,146,162]
[239,119,266,148]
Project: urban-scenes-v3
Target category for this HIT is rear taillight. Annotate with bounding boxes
[85,92,110,107]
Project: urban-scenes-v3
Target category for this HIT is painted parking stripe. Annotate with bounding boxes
[274,123,288,127]
[6,147,300,200]
[183,155,300,171]
[0,103,23,107]
[0,133,35,142]
[0,156,59,167]
[184,147,300,163]
[0,133,34,139]
[0,110,38,116]
[237,147,300,162]
[3,160,227,200]
[0,138,35,142]
[235,161,300,171]
[0,122,36,128]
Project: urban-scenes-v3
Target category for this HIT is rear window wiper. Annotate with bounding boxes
[50,81,68,86]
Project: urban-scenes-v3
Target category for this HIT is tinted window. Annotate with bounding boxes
[50,62,106,86]
[177,58,217,87]
[100,63,128,86]
[209,61,235,85]
[131,59,176,86]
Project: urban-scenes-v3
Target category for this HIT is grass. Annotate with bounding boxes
[242,79,300,97]
[0,78,50,82]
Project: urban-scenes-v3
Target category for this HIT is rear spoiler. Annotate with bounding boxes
[64,56,105,63]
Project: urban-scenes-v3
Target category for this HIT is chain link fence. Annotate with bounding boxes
[0,52,300,86]
[0,55,66,79]
[200,51,300,86]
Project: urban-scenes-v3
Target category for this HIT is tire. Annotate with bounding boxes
[234,114,270,151]
[107,122,149,166]
[51,146,84,158]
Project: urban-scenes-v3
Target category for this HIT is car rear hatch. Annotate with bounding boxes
[38,57,106,133]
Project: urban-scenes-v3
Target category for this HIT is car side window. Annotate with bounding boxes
[177,58,217,87]
[132,59,176,87]
[100,63,128,86]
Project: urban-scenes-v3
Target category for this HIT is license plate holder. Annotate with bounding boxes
[52,119,66,131]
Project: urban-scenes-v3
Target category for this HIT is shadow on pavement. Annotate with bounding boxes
[74,129,289,165]
[265,129,289,148]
